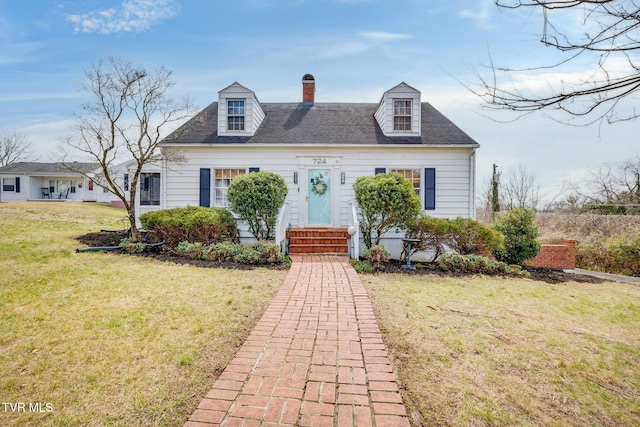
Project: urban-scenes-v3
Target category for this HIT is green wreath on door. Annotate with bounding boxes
[312,180,327,195]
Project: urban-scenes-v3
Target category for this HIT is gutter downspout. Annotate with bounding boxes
[469,148,477,220]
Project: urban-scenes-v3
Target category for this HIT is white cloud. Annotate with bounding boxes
[67,0,179,34]
[459,0,495,30]
[359,32,412,42]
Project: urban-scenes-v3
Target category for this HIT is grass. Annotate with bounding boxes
[363,272,640,426]
[0,202,286,426]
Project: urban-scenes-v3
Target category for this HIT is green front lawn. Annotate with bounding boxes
[364,273,640,426]
[0,202,286,426]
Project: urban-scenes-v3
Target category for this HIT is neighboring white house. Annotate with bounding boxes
[0,162,107,202]
[140,75,480,258]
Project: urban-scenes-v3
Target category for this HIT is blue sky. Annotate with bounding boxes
[0,0,637,203]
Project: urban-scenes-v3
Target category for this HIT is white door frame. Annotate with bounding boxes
[297,156,341,228]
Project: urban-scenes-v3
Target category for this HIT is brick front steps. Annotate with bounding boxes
[286,228,350,254]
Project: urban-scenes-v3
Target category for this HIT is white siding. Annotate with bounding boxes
[159,145,476,230]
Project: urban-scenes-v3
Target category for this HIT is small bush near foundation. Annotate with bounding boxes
[438,253,529,277]
[404,215,456,262]
[363,245,390,271]
[450,217,504,256]
[177,241,285,265]
[140,206,240,248]
[351,259,374,274]
[404,215,504,262]
[119,238,147,253]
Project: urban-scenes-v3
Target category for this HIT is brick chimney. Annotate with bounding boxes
[302,74,315,104]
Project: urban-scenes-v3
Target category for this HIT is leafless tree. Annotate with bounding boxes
[0,131,33,167]
[571,154,640,211]
[61,57,194,239]
[501,163,542,210]
[471,0,640,124]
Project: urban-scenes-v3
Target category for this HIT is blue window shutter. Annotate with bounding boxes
[124,173,129,191]
[375,168,386,175]
[248,167,260,173]
[15,177,20,193]
[424,168,436,210]
[199,168,211,207]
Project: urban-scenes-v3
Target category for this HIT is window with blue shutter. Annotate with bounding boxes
[375,167,386,175]
[199,168,211,207]
[424,168,436,210]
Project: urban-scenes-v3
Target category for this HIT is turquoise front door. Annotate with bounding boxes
[308,169,331,226]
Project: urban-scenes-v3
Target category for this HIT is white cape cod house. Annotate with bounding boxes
[146,75,480,258]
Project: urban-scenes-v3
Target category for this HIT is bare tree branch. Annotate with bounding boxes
[469,0,640,124]
[60,57,194,239]
[0,131,33,167]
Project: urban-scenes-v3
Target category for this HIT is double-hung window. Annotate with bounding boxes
[393,100,412,131]
[227,100,245,131]
[2,177,15,192]
[390,169,421,196]
[140,173,161,206]
[214,168,246,207]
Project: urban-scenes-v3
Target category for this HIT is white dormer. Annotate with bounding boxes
[218,82,265,136]
[374,82,421,137]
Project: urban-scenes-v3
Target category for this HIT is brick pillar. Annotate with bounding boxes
[564,239,577,269]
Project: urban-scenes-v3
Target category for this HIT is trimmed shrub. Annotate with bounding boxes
[404,215,504,262]
[492,208,540,265]
[438,253,529,277]
[354,172,421,249]
[227,171,288,241]
[450,217,504,256]
[140,206,240,248]
[404,215,456,262]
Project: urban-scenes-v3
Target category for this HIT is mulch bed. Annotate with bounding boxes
[76,232,605,283]
[75,231,287,270]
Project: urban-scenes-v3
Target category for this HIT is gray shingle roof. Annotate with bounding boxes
[0,162,99,175]
[162,102,479,146]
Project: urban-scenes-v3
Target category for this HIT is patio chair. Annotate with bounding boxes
[41,187,50,199]
[58,189,69,199]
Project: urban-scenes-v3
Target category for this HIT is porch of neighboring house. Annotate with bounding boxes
[28,177,81,201]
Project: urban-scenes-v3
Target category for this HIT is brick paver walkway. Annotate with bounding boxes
[184,255,410,427]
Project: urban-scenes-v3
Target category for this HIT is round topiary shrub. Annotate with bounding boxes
[354,172,421,249]
[227,171,288,241]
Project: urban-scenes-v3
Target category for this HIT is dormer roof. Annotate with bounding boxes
[161,77,478,148]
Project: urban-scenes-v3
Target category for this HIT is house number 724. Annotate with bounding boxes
[312,158,327,164]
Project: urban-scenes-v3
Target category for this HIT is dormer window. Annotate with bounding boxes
[227,99,245,131]
[393,99,412,131]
